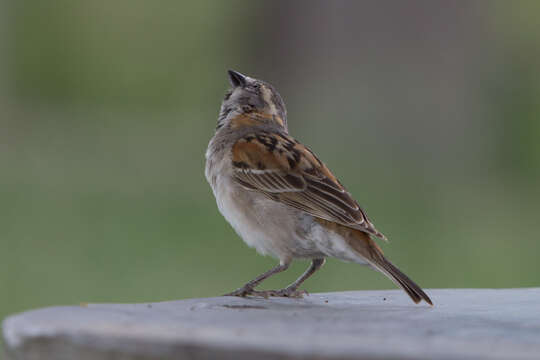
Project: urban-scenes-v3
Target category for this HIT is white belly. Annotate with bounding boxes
[212,174,325,262]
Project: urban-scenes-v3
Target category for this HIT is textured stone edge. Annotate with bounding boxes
[1,325,396,360]
[0,296,419,360]
[4,289,540,360]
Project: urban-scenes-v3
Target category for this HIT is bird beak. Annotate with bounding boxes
[228,70,247,88]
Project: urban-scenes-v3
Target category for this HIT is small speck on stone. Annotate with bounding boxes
[383,298,387,301]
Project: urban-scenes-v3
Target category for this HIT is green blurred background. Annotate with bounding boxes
[1,0,540,337]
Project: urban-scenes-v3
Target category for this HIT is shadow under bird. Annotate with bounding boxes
[205,70,432,305]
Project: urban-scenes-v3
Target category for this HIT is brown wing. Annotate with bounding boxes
[231,131,386,240]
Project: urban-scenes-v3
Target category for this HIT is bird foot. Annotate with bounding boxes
[224,287,307,299]
[263,288,308,298]
[223,285,255,297]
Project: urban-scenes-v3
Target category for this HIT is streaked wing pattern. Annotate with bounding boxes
[231,131,386,240]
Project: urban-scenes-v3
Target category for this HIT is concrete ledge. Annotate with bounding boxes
[3,288,540,360]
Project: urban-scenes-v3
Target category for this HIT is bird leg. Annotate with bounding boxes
[224,262,290,297]
[264,258,326,298]
[224,258,326,299]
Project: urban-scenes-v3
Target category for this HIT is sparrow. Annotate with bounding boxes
[205,70,432,305]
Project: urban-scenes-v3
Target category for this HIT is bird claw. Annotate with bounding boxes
[223,286,254,297]
[268,288,308,299]
[225,288,307,299]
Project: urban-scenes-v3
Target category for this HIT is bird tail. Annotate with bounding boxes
[370,253,433,305]
[347,231,433,305]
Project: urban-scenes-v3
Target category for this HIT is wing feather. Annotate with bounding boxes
[231,131,386,240]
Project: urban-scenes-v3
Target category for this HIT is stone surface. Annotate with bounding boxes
[3,288,540,360]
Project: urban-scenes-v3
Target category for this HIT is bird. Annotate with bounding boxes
[205,70,432,305]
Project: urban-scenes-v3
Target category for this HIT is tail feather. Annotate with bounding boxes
[344,229,433,305]
[317,218,433,305]
[372,256,433,305]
